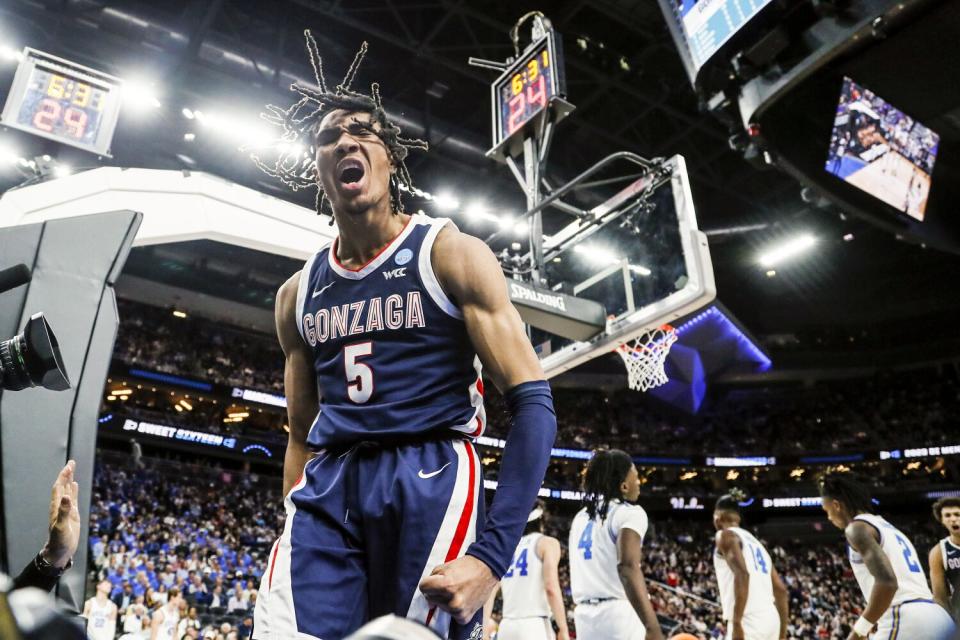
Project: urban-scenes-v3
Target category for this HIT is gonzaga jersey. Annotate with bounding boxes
[939,538,960,618]
[570,501,649,604]
[714,527,776,622]
[297,214,485,448]
[849,514,933,607]
[502,533,551,619]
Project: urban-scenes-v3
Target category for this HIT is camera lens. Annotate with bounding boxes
[0,313,70,392]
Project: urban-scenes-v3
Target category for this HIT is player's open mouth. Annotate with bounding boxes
[337,159,365,191]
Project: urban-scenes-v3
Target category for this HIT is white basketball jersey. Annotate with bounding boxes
[501,533,551,619]
[849,514,933,607]
[159,606,180,638]
[713,527,777,622]
[86,598,115,640]
[570,501,649,604]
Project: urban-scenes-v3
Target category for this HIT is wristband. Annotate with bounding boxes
[853,616,873,637]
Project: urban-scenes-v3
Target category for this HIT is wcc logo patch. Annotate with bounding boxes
[383,267,407,280]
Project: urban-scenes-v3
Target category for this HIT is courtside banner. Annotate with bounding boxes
[506,278,606,341]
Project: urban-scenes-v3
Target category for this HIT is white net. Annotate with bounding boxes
[615,325,677,392]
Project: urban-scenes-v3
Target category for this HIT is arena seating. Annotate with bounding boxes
[88,449,941,639]
[112,300,960,458]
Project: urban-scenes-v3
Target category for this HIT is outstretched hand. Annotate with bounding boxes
[43,459,80,569]
[418,555,499,625]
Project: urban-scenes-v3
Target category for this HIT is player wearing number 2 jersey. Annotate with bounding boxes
[712,494,788,640]
[819,473,956,640]
[252,42,556,640]
[568,449,663,640]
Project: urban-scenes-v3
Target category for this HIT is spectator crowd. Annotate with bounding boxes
[112,299,960,459]
[87,448,944,639]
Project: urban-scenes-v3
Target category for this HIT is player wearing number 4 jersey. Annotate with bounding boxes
[569,450,664,640]
[819,473,956,640]
[712,494,788,640]
[252,37,556,640]
[483,502,570,640]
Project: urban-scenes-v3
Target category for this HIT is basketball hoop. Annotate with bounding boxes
[615,325,677,392]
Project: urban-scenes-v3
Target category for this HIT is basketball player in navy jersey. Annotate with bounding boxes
[252,34,557,640]
[929,497,960,622]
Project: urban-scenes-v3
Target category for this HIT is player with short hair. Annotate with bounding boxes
[484,501,570,640]
[568,449,663,640]
[928,496,960,622]
[252,33,556,640]
[82,579,119,640]
[819,473,956,640]
[712,494,788,640]
[150,587,182,640]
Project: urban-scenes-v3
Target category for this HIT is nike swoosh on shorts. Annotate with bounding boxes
[418,462,452,479]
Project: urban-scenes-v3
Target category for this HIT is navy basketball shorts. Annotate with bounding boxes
[253,438,485,640]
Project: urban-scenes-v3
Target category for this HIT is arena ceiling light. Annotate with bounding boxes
[432,192,459,212]
[121,78,162,111]
[573,243,652,277]
[194,109,274,148]
[0,45,23,64]
[757,234,816,267]
[0,141,20,166]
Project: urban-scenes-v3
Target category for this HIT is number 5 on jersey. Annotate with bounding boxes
[344,342,373,403]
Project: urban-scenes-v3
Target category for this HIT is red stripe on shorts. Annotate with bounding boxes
[426,441,478,627]
[267,540,281,590]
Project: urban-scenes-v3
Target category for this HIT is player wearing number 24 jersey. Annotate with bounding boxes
[484,502,570,640]
[568,449,664,640]
[820,473,956,640]
[712,494,788,640]
[252,101,557,639]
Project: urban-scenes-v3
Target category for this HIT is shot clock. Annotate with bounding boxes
[1,48,122,156]
[488,29,569,158]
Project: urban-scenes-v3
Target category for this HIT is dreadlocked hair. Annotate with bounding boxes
[581,449,634,522]
[250,30,428,221]
[818,471,875,515]
[715,488,747,516]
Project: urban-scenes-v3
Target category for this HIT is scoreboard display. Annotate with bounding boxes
[489,30,566,155]
[1,48,122,156]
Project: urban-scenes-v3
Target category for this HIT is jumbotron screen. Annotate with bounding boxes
[673,0,776,70]
[825,77,940,221]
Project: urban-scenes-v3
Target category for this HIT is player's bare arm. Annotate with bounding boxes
[149,610,162,640]
[275,272,320,495]
[770,566,789,640]
[431,224,543,389]
[419,225,556,624]
[716,529,750,640]
[929,545,950,611]
[617,528,665,640]
[538,535,570,640]
[845,521,898,639]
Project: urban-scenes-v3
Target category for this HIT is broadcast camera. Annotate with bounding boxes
[0,265,70,392]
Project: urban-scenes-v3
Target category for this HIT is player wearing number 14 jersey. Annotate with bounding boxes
[569,449,663,640]
[819,473,956,640]
[712,494,788,640]
[252,36,556,640]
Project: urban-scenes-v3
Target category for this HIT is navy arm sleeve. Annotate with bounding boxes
[465,380,556,577]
